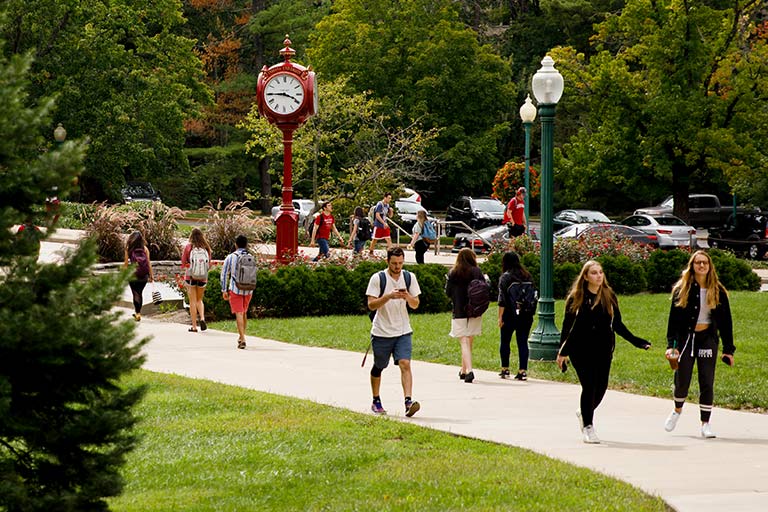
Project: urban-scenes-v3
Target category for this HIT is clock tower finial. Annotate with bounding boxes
[280,35,295,63]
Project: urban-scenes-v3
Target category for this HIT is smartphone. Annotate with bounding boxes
[721,355,732,366]
[397,288,407,292]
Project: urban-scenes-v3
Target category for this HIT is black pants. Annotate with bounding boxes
[129,279,148,314]
[414,239,429,264]
[499,313,534,370]
[508,224,525,237]
[570,348,613,428]
[674,328,718,422]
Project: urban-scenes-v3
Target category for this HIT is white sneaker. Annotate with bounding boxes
[664,411,680,432]
[582,425,600,444]
[701,422,716,439]
[576,410,584,430]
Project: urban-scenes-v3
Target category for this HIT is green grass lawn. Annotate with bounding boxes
[214,291,768,411]
[110,371,669,511]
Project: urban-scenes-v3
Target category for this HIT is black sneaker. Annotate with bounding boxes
[464,371,475,383]
[514,370,527,381]
[459,371,467,380]
[405,399,420,417]
[499,369,511,379]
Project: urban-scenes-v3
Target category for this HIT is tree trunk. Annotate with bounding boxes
[671,164,691,223]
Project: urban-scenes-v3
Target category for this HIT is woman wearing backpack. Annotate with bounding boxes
[556,260,651,444]
[123,230,154,322]
[445,247,486,383]
[181,228,212,332]
[348,206,369,254]
[497,251,535,381]
[408,210,431,264]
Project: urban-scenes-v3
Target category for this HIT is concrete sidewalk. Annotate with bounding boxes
[133,313,768,512]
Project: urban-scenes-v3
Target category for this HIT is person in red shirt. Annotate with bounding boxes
[505,187,527,238]
[310,201,345,261]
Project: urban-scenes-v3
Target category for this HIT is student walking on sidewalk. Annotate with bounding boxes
[124,230,154,322]
[557,260,650,444]
[664,250,735,439]
[366,247,421,417]
[445,248,487,384]
[221,235,256,349]
[497,251,536,381]
[181,228,212,332]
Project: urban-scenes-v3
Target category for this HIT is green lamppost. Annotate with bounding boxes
[519,95,536,234]
[528,56,563,360]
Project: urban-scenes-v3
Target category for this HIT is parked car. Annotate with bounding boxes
[633,193,750,229]
[445,196,506,235]
[554,223,660,248]
[452,225,541,254]
[400,187,421,203]
[620,214,697,249]
[121,181,161,203]
[271,199,316,227]
[393,200,436,233]
[553,209,612,231]
[708,211,768,259]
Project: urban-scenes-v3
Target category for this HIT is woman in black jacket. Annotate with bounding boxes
[556,260,650,444]
[445,248,485,383]
[664,250,734,439]
[497,251,536,380]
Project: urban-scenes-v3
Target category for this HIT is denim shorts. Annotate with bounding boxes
[372,333,413,369]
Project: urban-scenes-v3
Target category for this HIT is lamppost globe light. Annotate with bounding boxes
[53,123,67,143]
[531,56,564,105]
[519,94,537,123]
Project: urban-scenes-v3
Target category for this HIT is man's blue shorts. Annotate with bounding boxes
[371,333,413,369]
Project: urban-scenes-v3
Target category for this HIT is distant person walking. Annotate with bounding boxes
[497,251,537,380]
[221,235,257,349]
[348,206,371,254]
[663,250,735,439]
[368,192,393,256]
[408,210,433,264]
[366,247,421,417]
[445,247,488,384]
[181,228,212,332]
[310,201,345,261]
[124,230,154,322]
[557,260,650,444]
[504,187,527,238]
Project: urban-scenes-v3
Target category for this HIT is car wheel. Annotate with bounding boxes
[709,239,719,250]
[748,243,761,260]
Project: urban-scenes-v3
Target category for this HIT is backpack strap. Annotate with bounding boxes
[378,269,411,297]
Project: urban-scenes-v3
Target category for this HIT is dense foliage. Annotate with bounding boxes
[0,39,145,510]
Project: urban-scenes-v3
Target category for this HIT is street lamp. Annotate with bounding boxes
[53,123,67,146]
[519,95,536,233]
[528,55,563,360]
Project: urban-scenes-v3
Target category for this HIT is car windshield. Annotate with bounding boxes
[554,225,581,237]
[660,196,674,207]
[471,199,505,213]
[580,211,611,223]
[123,183,154,197]
[655,217,686,226]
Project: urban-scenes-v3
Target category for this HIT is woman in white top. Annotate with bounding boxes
[408,210,430,264]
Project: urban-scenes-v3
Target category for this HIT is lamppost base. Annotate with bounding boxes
[275,209,299,263]
[528,324,560,361]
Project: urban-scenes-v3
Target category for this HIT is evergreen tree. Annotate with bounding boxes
[0,35,146,512]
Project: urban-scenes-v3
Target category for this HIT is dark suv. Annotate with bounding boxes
[445,196,506,235]
[121,181,161,203]
[707,210,768,259]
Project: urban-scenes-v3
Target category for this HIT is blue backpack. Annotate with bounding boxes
[369,270,411,321]
[421,220,436,242]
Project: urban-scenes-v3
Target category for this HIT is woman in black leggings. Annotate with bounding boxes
[557,260,650,444]
[123,231,154,321]
[664,250,734,439]
[497,251,535,380]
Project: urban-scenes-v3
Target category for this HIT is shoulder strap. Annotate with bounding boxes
[403,269,411,291]
[377,271,386,297]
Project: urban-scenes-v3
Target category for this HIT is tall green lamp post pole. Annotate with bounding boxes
[519,95,536,235]
[528,56,563,360]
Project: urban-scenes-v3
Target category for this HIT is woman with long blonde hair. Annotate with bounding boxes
[663,250,734,439]
[557,260,650,443]
[181,228,212,332]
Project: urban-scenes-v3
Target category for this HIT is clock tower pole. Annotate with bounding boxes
[256,37,317,263]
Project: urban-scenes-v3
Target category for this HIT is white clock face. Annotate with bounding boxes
[264,74,304,115]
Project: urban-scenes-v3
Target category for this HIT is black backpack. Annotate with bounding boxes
[357,217,372,241]
[369,270,411,321]
[466,276,491,318]
[506,281,538,315]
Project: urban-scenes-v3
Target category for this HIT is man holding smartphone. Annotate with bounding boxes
[366,247,421,417]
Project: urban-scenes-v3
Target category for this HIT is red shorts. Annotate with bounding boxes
[373,226,391,239]
[228,292,252,314]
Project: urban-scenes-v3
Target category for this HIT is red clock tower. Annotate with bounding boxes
[256,36,318,263]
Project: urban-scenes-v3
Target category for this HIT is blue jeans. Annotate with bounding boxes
[313,238,330,260]
[354,239,366,253]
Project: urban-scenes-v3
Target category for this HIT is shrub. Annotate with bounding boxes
[709,249,761,291]
[479,252,503,300]
[86,204,140,263]
[597,254,647,295]
[407,264,451,313]
[553,261,580,298]
[203,201,272,259]
[646,249,690,293]
[136,202,184,261]
[56,201,98,229]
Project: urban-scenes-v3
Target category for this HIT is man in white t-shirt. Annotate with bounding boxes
[366,247,421,417]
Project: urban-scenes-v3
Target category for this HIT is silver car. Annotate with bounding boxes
[620,214,697,249]
[271,199,316,226]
